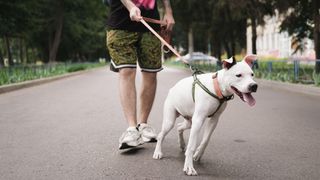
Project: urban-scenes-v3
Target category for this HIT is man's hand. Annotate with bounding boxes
[163,13,175,31]
[162,0,175,31]
[121,0,142,22]
[129,6,142,22]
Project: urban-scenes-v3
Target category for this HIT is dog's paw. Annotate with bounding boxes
[193,147,204,161]
[178,138,186,152]
[180,145,186,152]
[177,122,185,131]
[153,152,163,159]
[193,151,202,162]
[177,121,191,131]
[183,166,198,176]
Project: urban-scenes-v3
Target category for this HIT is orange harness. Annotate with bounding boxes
[192,72,234,117]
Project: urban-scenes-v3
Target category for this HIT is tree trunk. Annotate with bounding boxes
[231,40,236,57]
[19,38,24,64]
[0,38,3,68]
[4,35,13,66]
[25,43,29,64]
[207,31,211,55]
[224,41,232,58]
[313,0,320,73]
[213,41,222,68]
[0,49,3,68]
[49,3,64,62]
[188,25,194,55]
[251,17,257,54]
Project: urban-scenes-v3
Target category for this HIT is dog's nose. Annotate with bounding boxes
[248,83,258,92]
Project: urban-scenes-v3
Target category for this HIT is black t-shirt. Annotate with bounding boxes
[106,0,160,32]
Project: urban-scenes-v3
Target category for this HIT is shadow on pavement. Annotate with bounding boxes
[120,147,145,155]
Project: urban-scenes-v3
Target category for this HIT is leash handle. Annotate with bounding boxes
[142,17,166,26]
[140,19,181,59]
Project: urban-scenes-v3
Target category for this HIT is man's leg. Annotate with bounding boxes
[119,68,137,127]
[139,71,157,124]
[137,71,158,142]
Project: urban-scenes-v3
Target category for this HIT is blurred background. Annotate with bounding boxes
[0,0,319,85]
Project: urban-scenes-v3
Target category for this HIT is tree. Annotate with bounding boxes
[171,0,248,59]
[31,0,106,62]
[275,0,320,73]
[0,1,32,66]
[244,0,274,54]
[0,0,107,64]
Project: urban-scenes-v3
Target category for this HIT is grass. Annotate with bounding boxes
[0,62,106,86]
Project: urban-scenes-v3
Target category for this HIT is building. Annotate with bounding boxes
[246,12,315,60]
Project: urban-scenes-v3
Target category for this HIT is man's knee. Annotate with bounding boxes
[119,68,136,78]
[142,71,157,82]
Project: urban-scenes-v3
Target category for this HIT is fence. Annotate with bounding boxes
[253,60,320,85]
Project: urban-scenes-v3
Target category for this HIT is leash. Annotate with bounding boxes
[140,18,181,59]
[141,17,199,72]
[141,17,204,74]
[141,17,234,117]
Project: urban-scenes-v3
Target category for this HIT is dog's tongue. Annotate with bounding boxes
[243,93,256,106]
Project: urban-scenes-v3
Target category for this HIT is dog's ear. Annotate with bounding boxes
[223,56,237,70]
[243,54,258,68]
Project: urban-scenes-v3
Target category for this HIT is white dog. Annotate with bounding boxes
[153,55,258,176]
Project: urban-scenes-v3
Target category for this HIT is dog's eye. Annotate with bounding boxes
[236,74,242,78]
[251,73,254,77]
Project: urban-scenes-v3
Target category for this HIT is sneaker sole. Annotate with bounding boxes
[119,142,143,150]
[142,136,157,143]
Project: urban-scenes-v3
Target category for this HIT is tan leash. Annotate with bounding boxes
[141,17,203,73]
[141,17,188,63]
[141,17,231,106]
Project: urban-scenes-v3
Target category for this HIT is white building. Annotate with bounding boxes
[246,12,315,60]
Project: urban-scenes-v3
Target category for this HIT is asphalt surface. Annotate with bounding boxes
[1,67,320,180]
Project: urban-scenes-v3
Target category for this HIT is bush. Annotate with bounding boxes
[0,62,106,86]
[313,72,320,86]
[67,64,86,72]
[164,59,319,86]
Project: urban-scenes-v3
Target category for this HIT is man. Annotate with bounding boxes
[106,0,175,149]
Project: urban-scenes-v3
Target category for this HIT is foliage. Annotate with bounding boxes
[0,62,106,86]
[0,0,108,64]
[164,59,318,86]
[170,0,274,61]
[273,0,320,72]
[313,72,320,86]
[1,0,319,73]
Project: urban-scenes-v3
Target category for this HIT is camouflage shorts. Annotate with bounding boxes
[106,30,162,72]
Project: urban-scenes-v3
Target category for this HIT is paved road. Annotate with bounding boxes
[1,67,320,180]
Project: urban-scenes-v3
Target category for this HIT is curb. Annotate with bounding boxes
[0,67,105,94]
[256,78,320,97]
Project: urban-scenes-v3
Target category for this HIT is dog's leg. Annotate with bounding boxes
[177,119,191,152]
[193,116,219,162]
[183,113,206,176]
[153,100,178,159]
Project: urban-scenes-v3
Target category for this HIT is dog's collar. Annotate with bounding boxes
[192,72,234,117]
[192,72,234,103]
[212,73,223,99]
[212,73,234,101]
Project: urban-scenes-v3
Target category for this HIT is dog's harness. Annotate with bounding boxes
[140,18,234,117]
[192,71,234,117]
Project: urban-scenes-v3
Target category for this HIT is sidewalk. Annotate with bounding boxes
[256,78,320,97]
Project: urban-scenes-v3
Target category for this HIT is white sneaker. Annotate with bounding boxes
[138,123,157,143]
[119,127,144,149]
